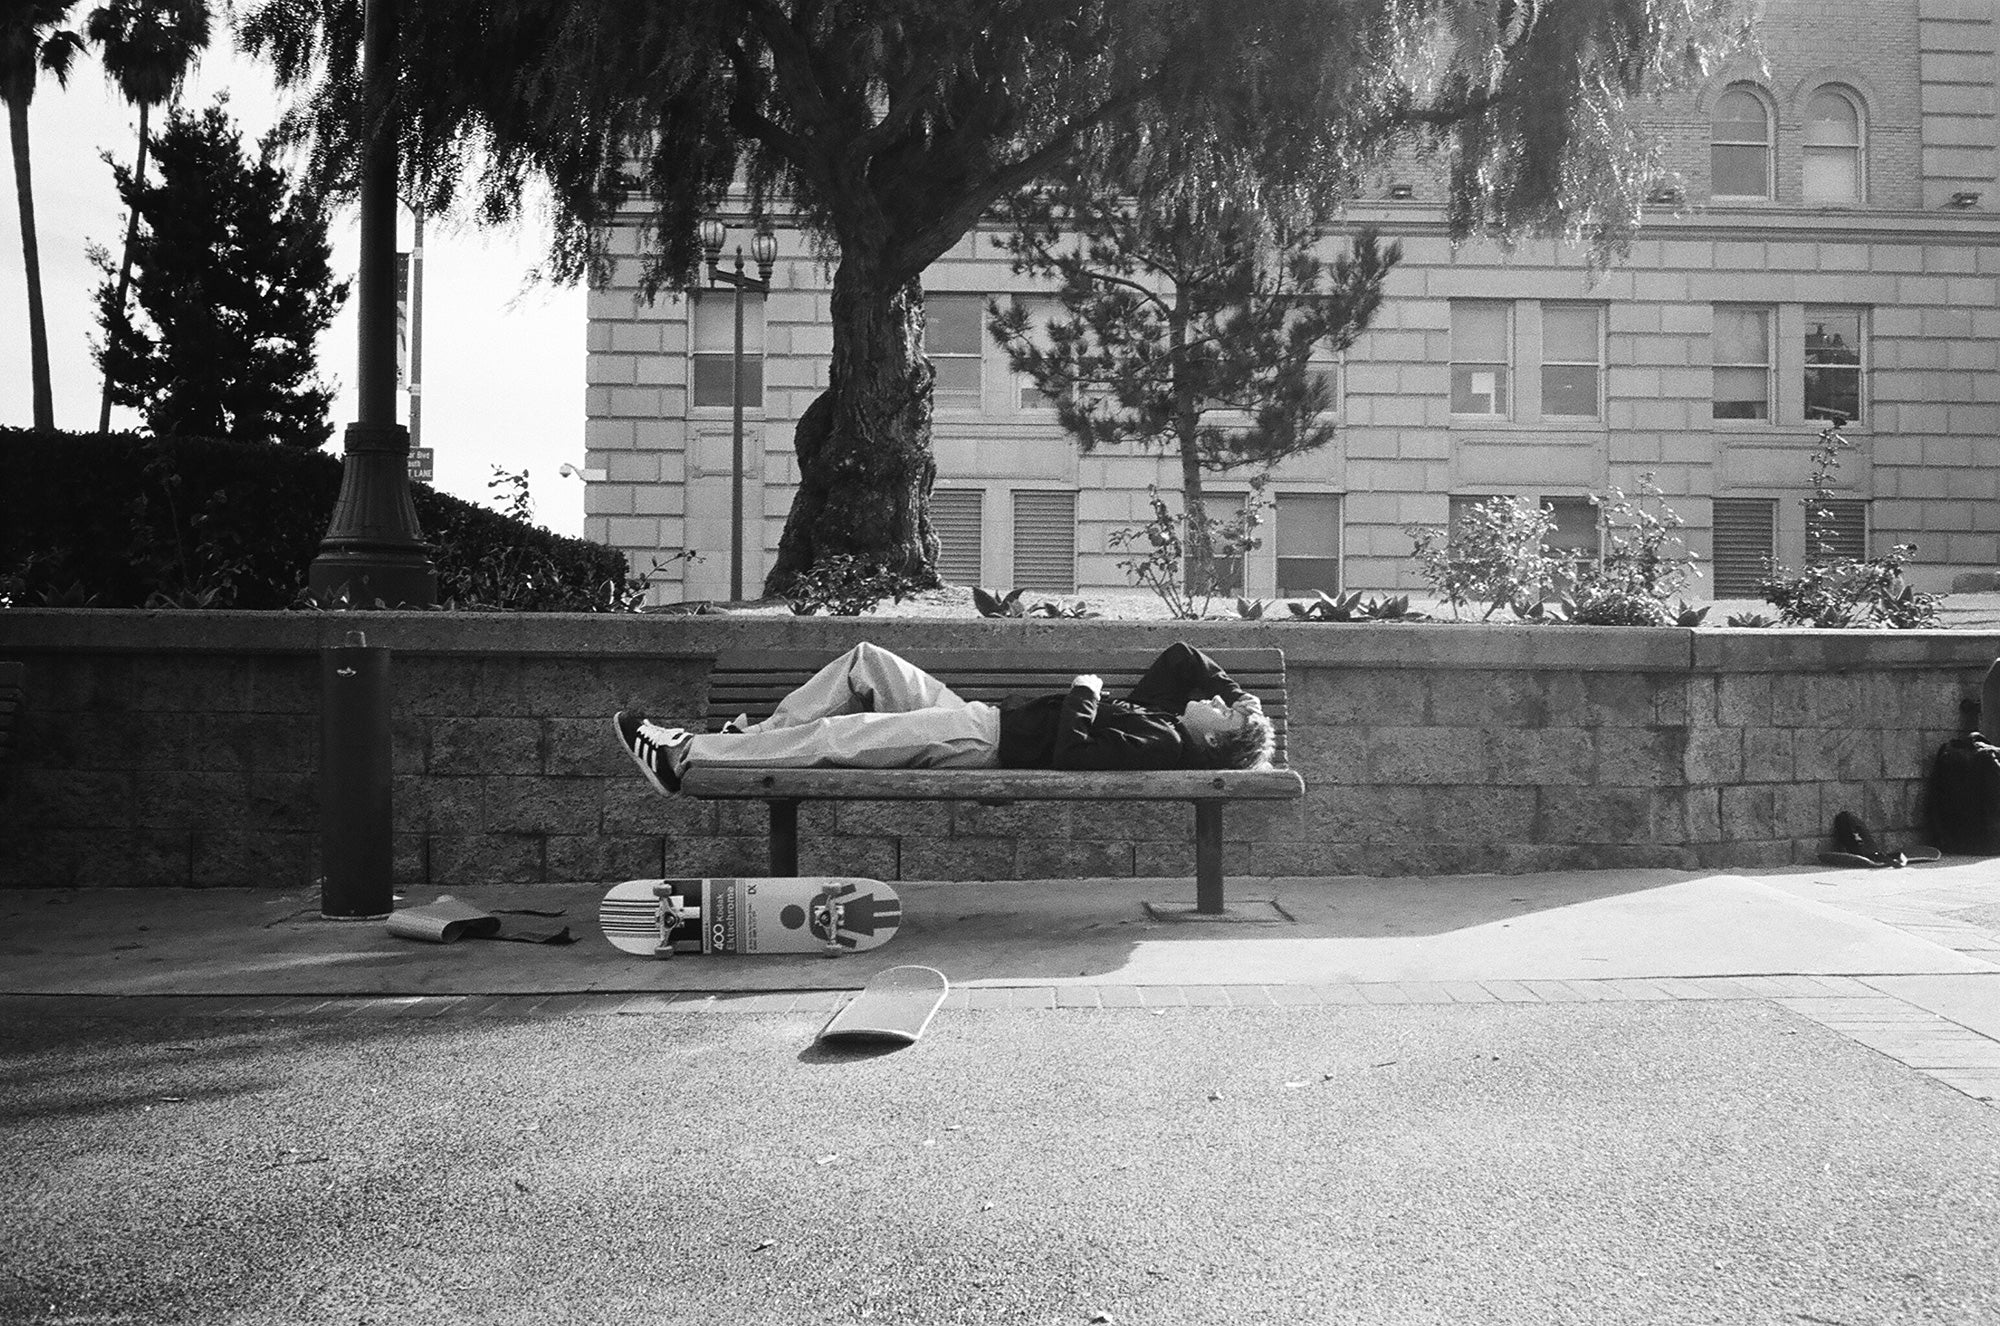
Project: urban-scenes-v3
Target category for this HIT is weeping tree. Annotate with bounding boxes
[238,0,1746,593]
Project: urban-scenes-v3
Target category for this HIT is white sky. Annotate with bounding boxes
[0,37,586,538]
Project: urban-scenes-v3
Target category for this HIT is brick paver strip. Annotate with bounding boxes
[1010,987,1058,1010]
[1311,984,1371,1005]
[1093,985,1145,1008]
[1054,986,1101,1009]
[966,987,1014,1011]
[1479,981,1543,1003]
[1794,976,1878,996]
[1357,984,1413,1004]
[1138,986,1189,1008]
[1441,982,1499,1004]
[709,992,801,1014]
[1396,983,1459,1004]
[1775,997,1927,1021]
[607,993,683,1015]
[1224,986,1277,1008]
[1521,980,1588,1003]
[1178,986,1232,1007]
[1265,985,1325,1005]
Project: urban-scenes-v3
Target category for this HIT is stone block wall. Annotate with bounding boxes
[1,612,1993,890]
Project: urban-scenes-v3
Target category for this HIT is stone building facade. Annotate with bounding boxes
[582,0,1999,605]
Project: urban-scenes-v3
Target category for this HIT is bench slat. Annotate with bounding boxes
[679,766,1307,802]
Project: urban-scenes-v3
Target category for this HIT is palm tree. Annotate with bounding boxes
[86,0,210,433]
[1,0,87,431]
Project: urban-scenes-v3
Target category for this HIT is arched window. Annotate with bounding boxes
[1803,87,1864,204]
[1711,86,1773,200]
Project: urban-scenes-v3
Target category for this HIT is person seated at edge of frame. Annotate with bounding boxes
[611,640,1276,797]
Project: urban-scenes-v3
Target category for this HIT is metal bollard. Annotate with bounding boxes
[320,629,395,919]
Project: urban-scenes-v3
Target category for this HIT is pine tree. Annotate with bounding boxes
[991,192,1399,594]
[93,99,347,447]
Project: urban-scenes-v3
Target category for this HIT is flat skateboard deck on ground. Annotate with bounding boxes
[599,877,901,957]
[819,965,950,1045]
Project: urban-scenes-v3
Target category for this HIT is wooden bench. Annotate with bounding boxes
[679,647,1306,914]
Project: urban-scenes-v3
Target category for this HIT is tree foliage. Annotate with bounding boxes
[237,0,1746,586]
[93,100,348,447]
[85,0,215,433]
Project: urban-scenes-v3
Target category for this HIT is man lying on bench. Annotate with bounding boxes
[612,641,1275,797]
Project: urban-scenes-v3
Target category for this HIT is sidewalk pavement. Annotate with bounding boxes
[7,862,2000,1325]
[5,859,1998,1104]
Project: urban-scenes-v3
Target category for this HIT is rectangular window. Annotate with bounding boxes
[1540,305,1602,418]
[1277,493,1342,596]
[1804,307,1864,424]
[690,293,765,409]
[1012,490,1076,592]
[1711,498,1776,596]
[1712,306,1772,420]
[1451,302,1510,416]
[930,489,985,585]
[1542,496,1600,563]
[926,294,986,411]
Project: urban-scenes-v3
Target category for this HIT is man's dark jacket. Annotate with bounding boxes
[995,642,1250,771]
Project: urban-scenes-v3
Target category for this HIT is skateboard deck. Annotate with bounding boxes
[819,965,950,1045]
[599,877,900,957]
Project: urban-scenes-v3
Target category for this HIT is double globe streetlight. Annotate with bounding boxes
[698,215,779,602]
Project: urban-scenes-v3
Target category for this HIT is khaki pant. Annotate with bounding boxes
[686,643,1002,770]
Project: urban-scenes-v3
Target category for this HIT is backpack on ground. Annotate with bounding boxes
[1925,696,2000,855]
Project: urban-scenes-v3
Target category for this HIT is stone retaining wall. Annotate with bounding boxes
[1,611,1992,889]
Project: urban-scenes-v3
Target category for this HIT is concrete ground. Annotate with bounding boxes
[4,860,1999,1325]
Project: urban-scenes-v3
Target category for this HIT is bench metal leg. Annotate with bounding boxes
[1194,801,1224,914]
[768,800,800,876]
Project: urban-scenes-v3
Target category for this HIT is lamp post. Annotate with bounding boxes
[307,0,436,607]
[698,215,778,602]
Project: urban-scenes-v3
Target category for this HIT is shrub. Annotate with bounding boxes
[1563,474,1702,626]
[1108,479,1269,621]
[784,554,923,616]
[1755,421,1943,629]
[1406,497,1561,619]
[0,428,637,611]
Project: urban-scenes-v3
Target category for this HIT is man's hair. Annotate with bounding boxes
[1196,711,1276,770]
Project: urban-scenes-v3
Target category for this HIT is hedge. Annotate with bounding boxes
[0,428,631,611]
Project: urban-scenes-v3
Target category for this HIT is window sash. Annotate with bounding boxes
[1803,148,1860,203]
[1451,303,1511,416]
[690,293,766,409]
[1713,307,1772,420]
[926,294,986,408]
[1540,306,1601,418]
[1711,143,1770,197]
[1805,308,1864,423]
[690,355,764,409]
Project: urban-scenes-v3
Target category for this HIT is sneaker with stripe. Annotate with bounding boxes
[612,711,693,797]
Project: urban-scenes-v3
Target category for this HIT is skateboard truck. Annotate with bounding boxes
[650,882,695,958]
[811,886,845,957]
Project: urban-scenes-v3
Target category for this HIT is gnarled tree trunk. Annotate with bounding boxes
[765,254,941,595]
